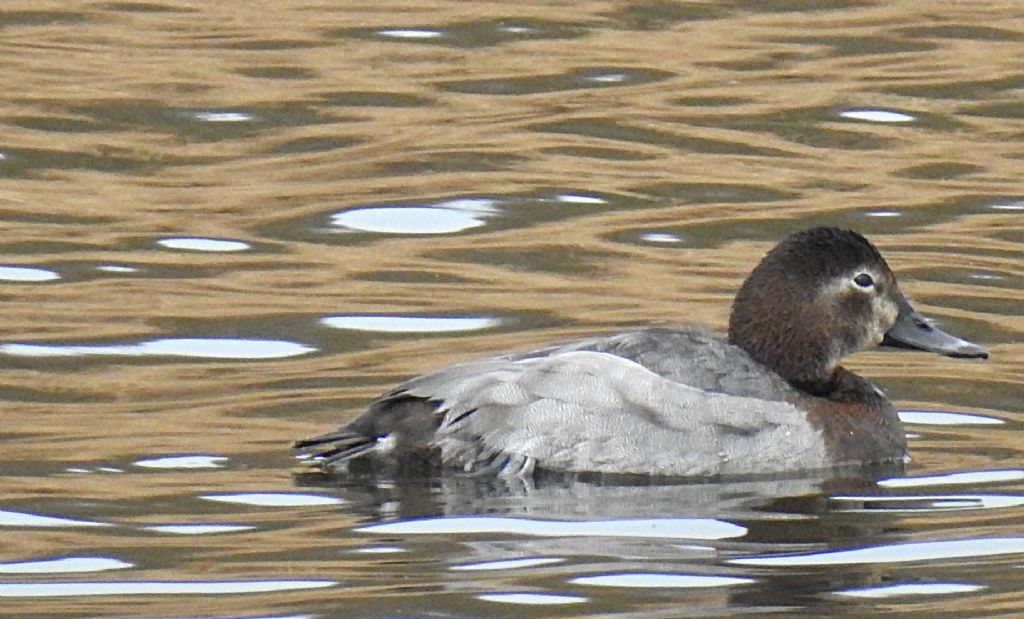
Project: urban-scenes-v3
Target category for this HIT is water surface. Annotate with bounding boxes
[0,1,1022,617]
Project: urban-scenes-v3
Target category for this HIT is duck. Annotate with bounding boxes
[295,227,988,479]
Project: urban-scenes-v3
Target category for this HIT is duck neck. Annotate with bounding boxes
[789,369,840,398]
[729,312,842,396]
[753,338,840,396]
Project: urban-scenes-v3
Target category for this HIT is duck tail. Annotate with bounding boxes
[292,429,378,469]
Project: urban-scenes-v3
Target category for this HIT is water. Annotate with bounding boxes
[0,1,1022,617]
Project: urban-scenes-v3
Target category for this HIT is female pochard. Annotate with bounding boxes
[296,227,987,478]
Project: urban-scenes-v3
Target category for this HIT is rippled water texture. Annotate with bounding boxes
[1,1,1022,617]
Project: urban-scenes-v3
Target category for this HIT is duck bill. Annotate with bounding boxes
[881,296,988,359]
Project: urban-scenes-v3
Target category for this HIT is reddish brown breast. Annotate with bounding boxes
[794,367,907,468]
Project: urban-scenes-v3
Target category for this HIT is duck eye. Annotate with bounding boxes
[853,273,874,289]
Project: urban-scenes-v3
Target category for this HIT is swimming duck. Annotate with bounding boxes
[295,227,987,478]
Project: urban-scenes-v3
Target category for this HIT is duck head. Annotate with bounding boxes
[728,227,987,393]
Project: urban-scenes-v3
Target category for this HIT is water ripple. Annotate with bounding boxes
[157,237,251,252]
[330,201,495,235]
[187,111,256,123]
[571,572,753,588]
[0,266,60,282]
[839,109,917,123]
[899,410,1005,425]
[476,592,586,605]
[830,494,1024,512]
[377,28,444,40]
[133,455,229,470]
[321,315,501,333]
[878,469,1024,488]
[200,493,342,507]
[145,524,255,535]
[835,582,985,598]
[0,338,314,360]
[359,516,746,540]
[732,537,1024,567]
[452,557,563,571]
[0,509,108,528]
[0,579,336,597]
[0,557,131,574]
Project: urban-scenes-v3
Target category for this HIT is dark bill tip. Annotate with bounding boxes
[882,297,988,359]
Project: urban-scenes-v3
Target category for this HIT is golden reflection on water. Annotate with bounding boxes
[0,0,1022,616]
